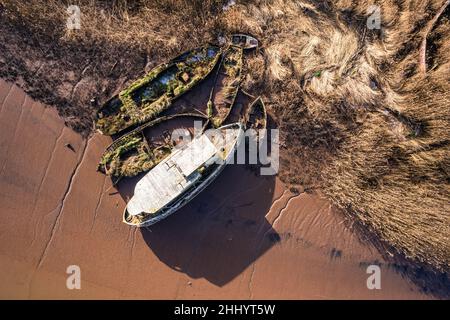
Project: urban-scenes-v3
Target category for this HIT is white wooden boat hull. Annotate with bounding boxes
[123,123,244,227]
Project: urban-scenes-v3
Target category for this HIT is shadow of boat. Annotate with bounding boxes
[111,59,278,286]
[117,163,278,287]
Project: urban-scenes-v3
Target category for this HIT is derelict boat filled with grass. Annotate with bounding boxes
[245,96,267,130]
[97,113,207,179]
[95,45,221,135]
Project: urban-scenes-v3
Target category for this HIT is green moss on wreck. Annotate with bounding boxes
[209,45,243,128]
[95,45,221,136]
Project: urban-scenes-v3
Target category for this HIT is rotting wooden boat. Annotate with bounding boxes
[245,96,267,130]
[208,45,243,128]
[95,45,221,135]
[123,122,244,227]
[97,113,207,179]
[231,33,259,50]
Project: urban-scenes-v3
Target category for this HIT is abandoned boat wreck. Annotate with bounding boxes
[208,45,243,127]
[98,113,207,179]
[95,45,221,135]
[246,96,267,130]
[123,122,244,227]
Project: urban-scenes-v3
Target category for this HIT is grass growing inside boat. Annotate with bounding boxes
[98,131,173,178]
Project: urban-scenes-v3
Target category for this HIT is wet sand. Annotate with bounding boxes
[0,79,428,299]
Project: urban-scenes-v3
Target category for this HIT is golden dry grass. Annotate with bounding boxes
[0,0,448,285]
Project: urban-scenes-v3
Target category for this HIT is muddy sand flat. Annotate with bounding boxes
[0,79,427,299]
